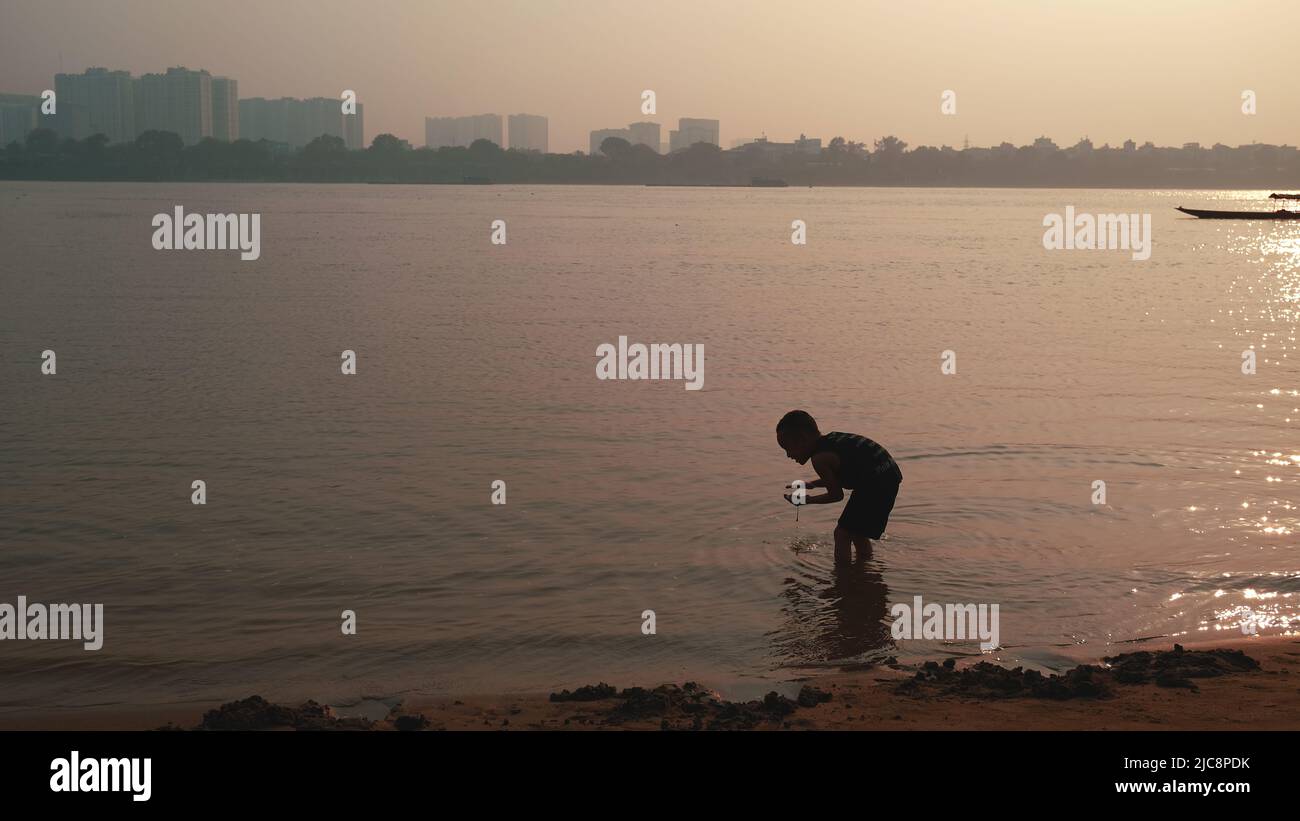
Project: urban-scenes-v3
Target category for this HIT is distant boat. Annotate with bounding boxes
[461,176,492,185]
[750,177,788,187]
[1269,193,1300,200]
[1176,206,1300,220]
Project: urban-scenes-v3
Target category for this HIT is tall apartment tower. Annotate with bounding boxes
[590,121,661,155]
[424,116,455,148]
[237,98,274,143]
[0,94,41,146]
[296,97,343,146]
[468,114,502,146]
[425,114,503,148]
[239,97,298,145]
[344,102,365,150]
[668,117,720,152]
[135,67,212,145]
[210,77,238,141]
[53,68,136,143]
[589,128,630,156]
[507,113,547,152]
[238,96,352,148]
[626,121,660,152]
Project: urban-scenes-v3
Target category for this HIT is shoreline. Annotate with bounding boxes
[3,633,1297,731]
[398,634,1300,731]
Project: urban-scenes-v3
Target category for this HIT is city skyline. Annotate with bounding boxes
[8,63,1298,160]
[2,0,1298,154]
[3,65,369,150]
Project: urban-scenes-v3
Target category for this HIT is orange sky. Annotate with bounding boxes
[2,0,1296,152]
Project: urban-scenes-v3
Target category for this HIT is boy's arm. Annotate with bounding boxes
[805,452,845,503]
[786,479,826,489]
[783,453,844,505]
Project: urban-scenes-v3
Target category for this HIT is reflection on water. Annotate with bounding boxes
[770,544,893,669]
[1166,217,1300,640]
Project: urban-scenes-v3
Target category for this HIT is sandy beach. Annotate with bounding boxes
[396,635,1300,731]
[4,635,1296,731]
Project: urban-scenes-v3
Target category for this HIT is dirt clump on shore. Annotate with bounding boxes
[549,681,834,730]
[896,645,1261,700]
[896,658,1109,699]
[1103,644,1259,690]
[190,696,373,731]
[549,683,619,702]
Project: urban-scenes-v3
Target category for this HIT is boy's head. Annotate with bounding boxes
[776,410,821,464]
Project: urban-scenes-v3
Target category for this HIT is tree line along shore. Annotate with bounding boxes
[4,128,1300,188]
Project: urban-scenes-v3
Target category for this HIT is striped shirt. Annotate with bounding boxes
[812,431,902,489]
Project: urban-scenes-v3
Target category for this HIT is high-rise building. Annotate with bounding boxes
[590,121,661,155]
[507,113,547,152]
[425,117,455,149]
[344,102,364,150]
[669,117,720,152]
[589,127,630,156]
[237,97,275,143]
[626,121,660,152]
[210,77,238,141]
[40,66,240,146]
[238,96,349,148]
[135,67,212,145]
[298,97,342,147]
[0,94,41,146]
[53,68,135,143]
[425,114,503,148]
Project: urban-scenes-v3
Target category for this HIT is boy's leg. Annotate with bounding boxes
[838,480,900,558]
[850,532,872,556]
[836,490,872,561]
[833,527,853,563]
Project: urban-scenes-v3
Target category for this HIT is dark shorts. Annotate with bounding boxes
[837,478,901,539]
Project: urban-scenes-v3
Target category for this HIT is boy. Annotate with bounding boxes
[777,410,903,560]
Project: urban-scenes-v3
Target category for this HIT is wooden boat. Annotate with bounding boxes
[1269,193,1300,199]
[1177,206,1300,220]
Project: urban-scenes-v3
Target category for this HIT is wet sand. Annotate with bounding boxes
[395,635,1300,731]
[4,635,1297,731]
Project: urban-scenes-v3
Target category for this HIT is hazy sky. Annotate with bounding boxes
[2,0,1297,152]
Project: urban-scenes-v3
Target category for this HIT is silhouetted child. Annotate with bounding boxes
[777,410,903,560]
